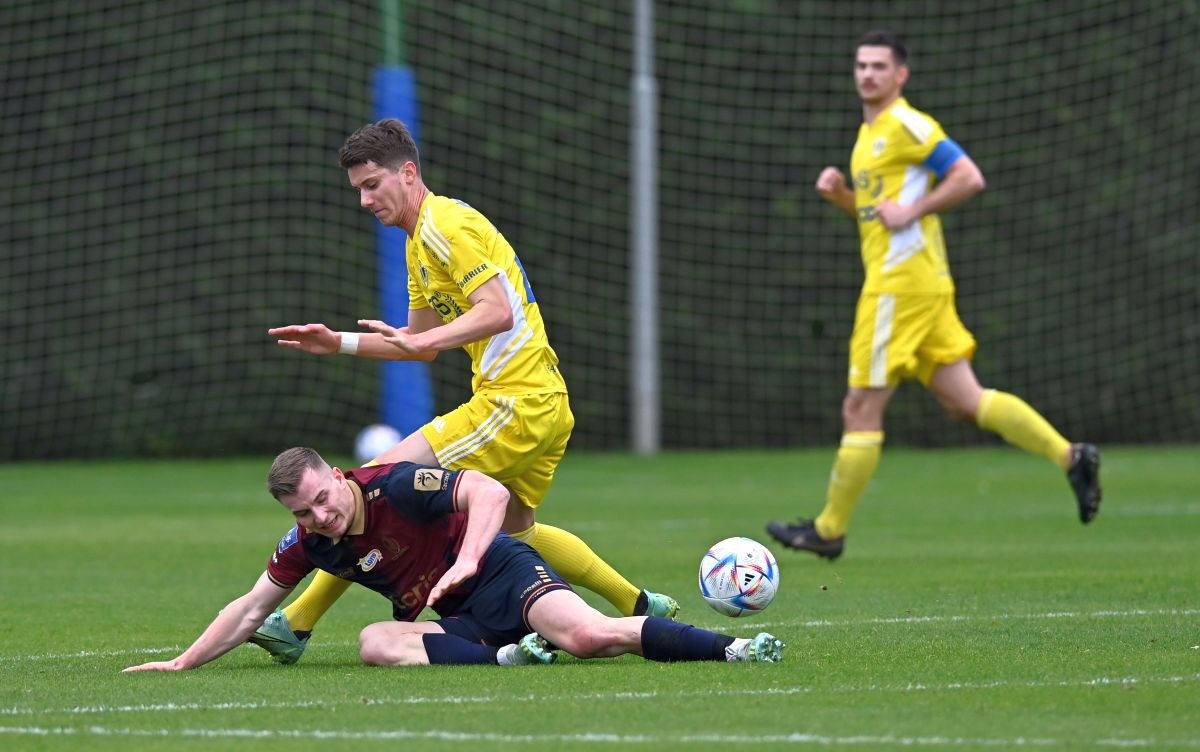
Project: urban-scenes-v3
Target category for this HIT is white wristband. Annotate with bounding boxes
[338,332,360,355]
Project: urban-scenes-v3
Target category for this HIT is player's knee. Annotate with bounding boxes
[358,624,419,666]
[842,392,879,428]
[358,624,388,665]
[840,394,860,425]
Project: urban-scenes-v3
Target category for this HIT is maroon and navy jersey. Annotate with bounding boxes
[266,462,472,621]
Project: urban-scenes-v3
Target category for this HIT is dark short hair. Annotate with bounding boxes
[267,447,328,500]
[857,30,908,66]
[338,118,421,172]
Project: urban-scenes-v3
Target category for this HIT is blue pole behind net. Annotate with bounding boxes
[374,65,433,437]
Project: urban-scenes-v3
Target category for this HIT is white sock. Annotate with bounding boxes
[495,644,521,666]
[725,638,750,662]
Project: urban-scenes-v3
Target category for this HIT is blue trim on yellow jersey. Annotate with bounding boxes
[512,253,537,304]
[924,138,966,179]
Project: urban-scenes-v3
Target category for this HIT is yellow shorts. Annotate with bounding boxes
[418,390,573,509]
[848,292,977,388]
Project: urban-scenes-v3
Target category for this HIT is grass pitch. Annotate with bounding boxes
[2,446,1197,750]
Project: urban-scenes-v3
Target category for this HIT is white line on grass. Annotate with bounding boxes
[2,607,1196,664]
[0,646,181,663]
[747,607,1200,631]
[2,724,1199,747]
[5,673,1198,718]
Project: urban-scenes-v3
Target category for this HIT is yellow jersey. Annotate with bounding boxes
[407,194,566,395]
[850,97,966,294]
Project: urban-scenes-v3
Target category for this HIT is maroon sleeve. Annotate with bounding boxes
[265,525,313,589]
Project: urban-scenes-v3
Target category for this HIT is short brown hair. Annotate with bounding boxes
[857,30,908,66]
[338,118,421,172]
[267,447,327,500]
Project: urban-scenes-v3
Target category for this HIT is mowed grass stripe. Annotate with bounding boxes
[4,724,1200,748]
[6,671,1200,720]
[2,606,1195,663]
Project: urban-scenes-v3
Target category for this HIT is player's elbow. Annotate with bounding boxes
[960,162,986,193]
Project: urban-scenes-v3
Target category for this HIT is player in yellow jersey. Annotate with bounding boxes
[253,119,677,663]
[767,31,1101,560]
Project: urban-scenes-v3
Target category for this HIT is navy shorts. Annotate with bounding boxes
[436,534,571,646]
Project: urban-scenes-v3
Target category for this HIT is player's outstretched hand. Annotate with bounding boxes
[122,660,184,672]
[268,323,340,355]
[358,319,422,354]
[426,559,480,608]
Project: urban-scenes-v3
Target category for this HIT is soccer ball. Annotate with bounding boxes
[698,536,779,617]
[353,423,403,465]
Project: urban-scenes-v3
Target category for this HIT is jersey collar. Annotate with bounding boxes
[344,480,367,538]
[878,96,908,121]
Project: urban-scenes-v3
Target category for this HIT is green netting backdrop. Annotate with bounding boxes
[1,0,1196,458]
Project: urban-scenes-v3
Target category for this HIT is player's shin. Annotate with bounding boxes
[815,431,883,538]
[639,616,734,662]
[975,389,1071,469]
[420,634,500,665]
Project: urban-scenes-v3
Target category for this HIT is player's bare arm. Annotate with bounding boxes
[815,166,856,217]
[361,275,515,356]
[267,321,439,362]
[875,155,986,230]
[425,470,510,607]
[122,572,290,672]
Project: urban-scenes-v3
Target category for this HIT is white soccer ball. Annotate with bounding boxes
[698,536,780,617]
[353,423,403,465]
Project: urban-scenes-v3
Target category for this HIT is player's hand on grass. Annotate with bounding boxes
[122,660,184,672]
[268,323,340,355]
[358,319,423,355]
[426,559,479,608]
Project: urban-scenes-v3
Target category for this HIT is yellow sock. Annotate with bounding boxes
[976,389,1071,470]
[282,569,352,633]
[814,431,883,539]
[513,523,641,616]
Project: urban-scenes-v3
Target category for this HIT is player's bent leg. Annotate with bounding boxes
[525,589,644,658]
[358,621,444,666]
[513,521,658,618]
[370,425,439,466]
[928,358,985,422]
[937,361,1099,522]
[526,592,784,664]
[641,617,784,663]
[971,387,1071,469]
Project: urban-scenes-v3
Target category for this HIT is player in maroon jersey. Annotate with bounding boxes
[123,447,784,670]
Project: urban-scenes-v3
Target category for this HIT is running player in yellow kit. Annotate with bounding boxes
[767,31,1101,560]
[255,119,676,663]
